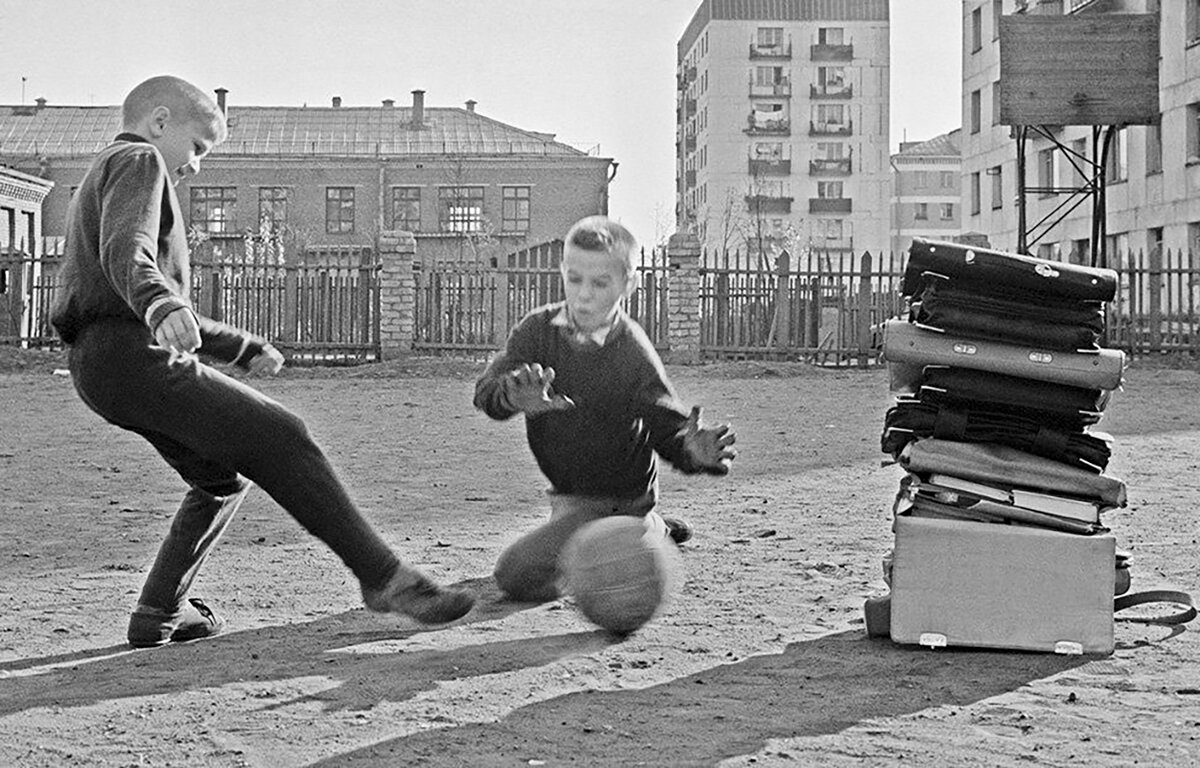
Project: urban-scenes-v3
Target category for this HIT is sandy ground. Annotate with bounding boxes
[0,346,1197,767]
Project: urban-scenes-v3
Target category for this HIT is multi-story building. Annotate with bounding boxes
[676,0,891,259]
[0,90,614,265]
[0,165,54,340]
[960,0,1194,265]
[890,130,963,255]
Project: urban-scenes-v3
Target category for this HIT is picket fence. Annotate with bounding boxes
[3,240,1198,365]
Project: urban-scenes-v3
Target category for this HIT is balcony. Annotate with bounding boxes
[748,157,791,175]
[809,157,852,176]
[749,40,792,59]
[811,43,853,62]
[749,79,792,98]
[745,113,791,135]
[685,96,697,113]
[745,194,793,215]
[676,65,697,90]
[809,197,853,214]
[809,120,853,136]
[810,83,853,100]
[685,129,697,152]
[685,169,696,187]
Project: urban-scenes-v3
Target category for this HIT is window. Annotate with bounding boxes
[993,0,1002,40]
[816,142,844,160]
[325,187,355,234]
[971,7,983,52]
[1070,138,1089,187]
[757,27,783,48]
[992,83,1001,126]
[818,218,844,241]
[914,203,928,220]
[501,186,531,232]
[914,171,928,189]
[940,203,954,220]
[391,187,421,232]
[940,171,955,188]
[755,66,786,86]
[1189,222,1200,255]
[0,207,13,251]
[1036,243,1058,262]
[815,103,846,128]
[257,187,288,229]
[970,171,981,215]
[818,27,844,45]
[1070,238,1090,266]
[817,66,845,91]
[1037,148,1056,193]
[990,166,1003,209]
[1146,122,1163,175]
[1104,128,1126,183]
[1189,103,1200,163]
[1188,0,1200,46]
[970,89,982,134]
[438,186,485,233]
[754,142,784,159]
[190,187,237,233]
[817,181,843,198]
[1148,227,1163,256]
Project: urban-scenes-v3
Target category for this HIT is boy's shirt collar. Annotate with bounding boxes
[551,304,625,346]
[115,132,150,144]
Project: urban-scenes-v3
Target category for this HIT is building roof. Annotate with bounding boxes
[0,103,594,159]
[893,129,962,159]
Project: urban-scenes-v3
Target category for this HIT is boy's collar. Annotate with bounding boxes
[551,304,624,346]
[115,132,150,144]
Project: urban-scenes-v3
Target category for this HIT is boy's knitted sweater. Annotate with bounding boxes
[474,303,709,501]
[51,133,263,365]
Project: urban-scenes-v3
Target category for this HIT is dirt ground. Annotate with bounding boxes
[0,345,1197,767]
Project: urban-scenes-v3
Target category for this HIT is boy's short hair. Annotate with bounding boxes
[122,75,228,144]
[564,216,637,278]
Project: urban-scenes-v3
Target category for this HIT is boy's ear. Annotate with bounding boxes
[146,106,171,137]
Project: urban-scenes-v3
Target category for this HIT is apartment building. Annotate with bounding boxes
[959,0,1200,265]
[890,130,963,255]
[676,0,891,257]
[0,90,613,266]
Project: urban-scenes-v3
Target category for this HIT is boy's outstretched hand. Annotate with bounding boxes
[681,405,737,474]
[503,363,576,416]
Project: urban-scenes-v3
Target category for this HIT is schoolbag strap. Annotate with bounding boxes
[1114,589,1196,626]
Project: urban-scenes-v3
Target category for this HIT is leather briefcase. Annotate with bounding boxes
[902,237,1118,302]
[909,275,1105,350]
[918,366,1105,429]
[881,319,1125,390]
[882,399,1113,471]
[897,438,1127,507]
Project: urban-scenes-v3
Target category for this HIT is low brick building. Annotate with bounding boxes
[0,89,614,265]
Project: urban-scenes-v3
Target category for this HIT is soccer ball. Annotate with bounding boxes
[559,515,679,634]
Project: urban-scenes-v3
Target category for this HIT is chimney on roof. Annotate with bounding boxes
[465,99,476,113]
[34,97,46,111]
[332,96,342,108]
[214,88,227,113]
[411,89,425,126]
[382,98,395,108]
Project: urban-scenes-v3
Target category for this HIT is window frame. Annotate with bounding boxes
[391,186,422,232]
[325,186,356,235]
[190,186,238,234]
[438,185,486,234]
[257,186,289,230]
[501,186,531,233]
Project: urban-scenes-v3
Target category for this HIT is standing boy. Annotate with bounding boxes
[52,75,474,648]
[474,216,737,601]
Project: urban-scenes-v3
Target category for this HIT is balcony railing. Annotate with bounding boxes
[748,158,791,175]
[749,80,792,98]
[809,120,853,136]
[745,194,794,215]
[810,83,853,100]
[745,115,791,135]
[809,157,852,175]
[809,197,853,214]
[749,40,792,59]
[811,43,853,61]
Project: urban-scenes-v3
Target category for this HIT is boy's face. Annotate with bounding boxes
[149,108,219,185]
[561,244,633,332]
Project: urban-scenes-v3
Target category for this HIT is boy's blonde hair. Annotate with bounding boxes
[564,216,638,279]
[122,75,228,144]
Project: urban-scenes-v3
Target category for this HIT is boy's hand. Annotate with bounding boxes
[155,307,201,355]
[681,406,737,474]
[248,344,285,376]
[503,363,575,416]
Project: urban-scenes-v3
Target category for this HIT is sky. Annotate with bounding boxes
[0,0,962,246]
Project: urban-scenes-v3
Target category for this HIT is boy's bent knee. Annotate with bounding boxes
[494,550,559,602]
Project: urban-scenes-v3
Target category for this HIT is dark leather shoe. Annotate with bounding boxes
[128,597,226,648]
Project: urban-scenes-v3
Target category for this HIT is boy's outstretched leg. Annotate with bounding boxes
[361,566,476,623]
[127,481,250,647]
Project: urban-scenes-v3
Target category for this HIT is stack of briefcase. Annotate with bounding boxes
[870,238,1129,654]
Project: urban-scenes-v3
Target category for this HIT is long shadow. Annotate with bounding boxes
[310,630,1095,768]
[0,577,598,716]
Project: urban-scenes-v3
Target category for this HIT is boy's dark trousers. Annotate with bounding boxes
[67,320,402,611]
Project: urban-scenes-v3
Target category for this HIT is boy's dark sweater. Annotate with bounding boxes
[475,303,707,501]
[51,133,262,365]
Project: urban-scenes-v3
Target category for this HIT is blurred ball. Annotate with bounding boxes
[559,515,678,634]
